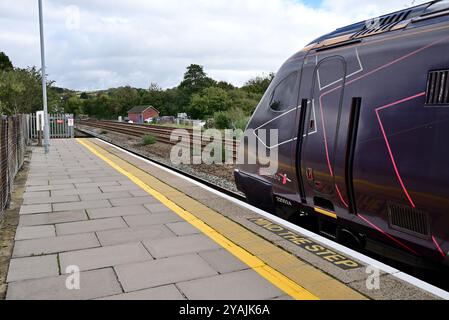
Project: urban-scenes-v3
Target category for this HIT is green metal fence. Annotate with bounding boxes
[28,113,74,140]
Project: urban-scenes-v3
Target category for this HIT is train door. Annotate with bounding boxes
[298,56,348,212]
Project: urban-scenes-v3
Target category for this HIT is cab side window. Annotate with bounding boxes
[269,72,298,112]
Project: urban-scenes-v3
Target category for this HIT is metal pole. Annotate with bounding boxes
[38,0,50,154]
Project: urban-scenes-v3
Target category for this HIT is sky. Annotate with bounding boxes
[0,0,430,91]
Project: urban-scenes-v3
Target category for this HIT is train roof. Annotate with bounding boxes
[308,0,449,45]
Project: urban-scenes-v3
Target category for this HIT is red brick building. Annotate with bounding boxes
[127,106,160,123]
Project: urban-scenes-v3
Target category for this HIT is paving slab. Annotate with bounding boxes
[97,225,175,246]
[51,188,102,196]
[22,191,50,199]
[75,182,120,189]
[55,217,127,235]
[124,213,183,227]
[18,210,88,227]
[166,221,201,236]
[80,191,134,201]
[143,234,220,259]
[26,184,75,192]
[114,254,218,292]
[15,225,56,240]
[23,195,80,205]
[100,185,141,193]
[110,196,159,207]
[98,285,185,300]
[272,295,294,300]
[177,269,284,300]
[87,205,150,219]
[6,268,122,300]
[198,249,249,274]
[90,176,124,183]
[19,204,52,215]
[129,189,150,197]
[49,178,92,185]
[13,233,100,257]
[6,255,59,282]
[144,203,172,214]
[29,174,70,180]
[53,200,111,212]
[60,243,152,273]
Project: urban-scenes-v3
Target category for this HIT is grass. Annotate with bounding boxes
[142,134,157,146]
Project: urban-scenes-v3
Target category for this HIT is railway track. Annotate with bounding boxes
[75,126,246,201]
[78,120,239,159]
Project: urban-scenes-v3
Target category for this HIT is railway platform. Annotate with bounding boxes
[2,138,445,300]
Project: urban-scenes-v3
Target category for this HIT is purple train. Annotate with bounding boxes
[235,1,449,268]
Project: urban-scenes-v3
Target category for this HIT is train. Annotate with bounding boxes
[235,0,449,268]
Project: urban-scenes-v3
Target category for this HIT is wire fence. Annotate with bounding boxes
[0,114,29,215]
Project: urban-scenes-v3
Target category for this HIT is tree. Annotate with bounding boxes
[216,81,235,91]
[80,92,89,99]
[142,82,166,114]
[111,86,141,116]
[63,95,84,116]
[228,89,261,114]
[148,82,161,92]
[179,64,216,96]
[0,67,59,115]
[163,88,186,116]
[188,94,210,120]
[188,87,231,119]
[0,52,13,72]
[242,73,275,95]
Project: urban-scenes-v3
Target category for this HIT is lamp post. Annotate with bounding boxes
[38,0,50,154]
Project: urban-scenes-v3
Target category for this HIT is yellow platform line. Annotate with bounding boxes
[77,138,318,300]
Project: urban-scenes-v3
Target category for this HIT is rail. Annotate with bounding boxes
[77,119,240,159]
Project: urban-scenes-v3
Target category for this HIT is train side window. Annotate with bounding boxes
[269,72,298,112]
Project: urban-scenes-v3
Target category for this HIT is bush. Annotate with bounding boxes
[142,134,156,145]
[213,108,249,130]
[213,111,231,129]
[234,116,250,131]
[100,130,108,134]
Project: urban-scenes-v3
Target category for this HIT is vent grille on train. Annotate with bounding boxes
[352,10,411,38]
[388,204,430,237]
[425,70,449,106]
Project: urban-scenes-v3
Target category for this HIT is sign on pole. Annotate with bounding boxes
[36,111,44,131]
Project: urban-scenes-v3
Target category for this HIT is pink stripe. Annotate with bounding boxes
[357,213,419,255]
[335,184,349,208]
[319,94,348,208]
[375,92,426,112]
[319,95,334,177]
[346,36,449,87]
[374,92,426,208]
[432,236,446,258]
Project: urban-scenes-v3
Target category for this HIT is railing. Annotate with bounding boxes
[28,113,74,140]
[0,115,29,214]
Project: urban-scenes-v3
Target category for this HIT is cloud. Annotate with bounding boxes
[0,0,429,91]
